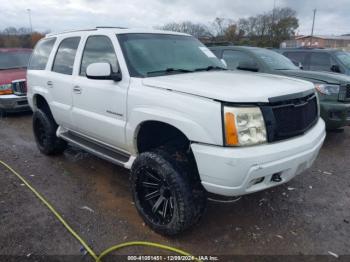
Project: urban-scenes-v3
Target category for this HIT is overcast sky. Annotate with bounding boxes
[1,0,349,36]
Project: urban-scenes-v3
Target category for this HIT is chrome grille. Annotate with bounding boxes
[11,79,26,96]
[339,84,350,101]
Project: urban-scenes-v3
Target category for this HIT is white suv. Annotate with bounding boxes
[27,27,326,235]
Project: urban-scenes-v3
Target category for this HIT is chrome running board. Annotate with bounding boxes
[57,127,134,169]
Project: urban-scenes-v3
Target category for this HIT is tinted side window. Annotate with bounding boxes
[284,52,308,68]
[28,38,56,70]
[222,50,256,70]
[309,52,331,71]
[80,36,118,76]
[210,49,222,58]
[52,37,80,75]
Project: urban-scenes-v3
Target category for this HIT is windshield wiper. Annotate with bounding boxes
[193,65,227,72]
[146,68,193,76]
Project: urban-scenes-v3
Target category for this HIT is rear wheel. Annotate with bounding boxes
[131,148,206,236]
[33,109,67,155]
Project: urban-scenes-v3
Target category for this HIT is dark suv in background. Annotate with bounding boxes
[278,49,350,76]
[210,46,350,130]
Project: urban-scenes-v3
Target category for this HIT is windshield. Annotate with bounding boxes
[0,51,32,70]
[117,33,224,77]
[254,49,298,70]
[335,52,350,68]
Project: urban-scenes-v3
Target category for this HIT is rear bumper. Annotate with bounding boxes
[191,119,326,197]
[320,101,350,129]
[0,94,30,112]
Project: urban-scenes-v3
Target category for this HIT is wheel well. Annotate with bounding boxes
[136,121,201,183]
[136,121,190,153]
[34,95,55,121]
[34,95,49,111]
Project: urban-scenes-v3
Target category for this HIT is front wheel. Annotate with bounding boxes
[131,149,205,236]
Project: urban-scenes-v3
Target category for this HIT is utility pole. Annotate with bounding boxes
[310,9,317,47]
[27,9,33,34]
[271,0,276,44]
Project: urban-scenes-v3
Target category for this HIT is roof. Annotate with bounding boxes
[295,35,350,41]
[0,48,32,52]
[278,48,341,53]
[209,45,262,51]
[46,27,190,37]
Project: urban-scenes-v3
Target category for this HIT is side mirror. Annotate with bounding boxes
[220,59,227,69]
[86,62,122,81]
[296,62,303,70]
[237,60,259,72]
[331,64,341,73]
[291,60,303,69]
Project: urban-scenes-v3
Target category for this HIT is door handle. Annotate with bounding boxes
[73,86,82,94]
[47,81,53,87]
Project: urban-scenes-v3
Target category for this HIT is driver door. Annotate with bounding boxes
[71,35,128,150]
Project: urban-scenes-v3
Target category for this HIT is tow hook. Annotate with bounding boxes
[271,173,282,182]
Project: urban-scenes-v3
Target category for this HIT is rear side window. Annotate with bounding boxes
[210,49,222,58]
[309,52,331,71]
[80,35,118,76]
[52,37,80,75]
[28,38,56,70]
[222,50,256,70]
[284,52,308,68]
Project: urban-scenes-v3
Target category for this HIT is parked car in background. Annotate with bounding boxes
[210,46,350,130]
[277,48,350,76]
[0,48,32,115]
[27,28,325,235]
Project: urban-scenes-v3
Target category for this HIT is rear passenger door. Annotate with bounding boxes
[71,35,128,150]
[47,37,81,128]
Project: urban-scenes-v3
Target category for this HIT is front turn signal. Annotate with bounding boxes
[224,112,239,146]
[0,84,13,95]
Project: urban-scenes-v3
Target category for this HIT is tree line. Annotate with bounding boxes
[160,7,299,47]
[0,27,45,48]
[0,7,298,49]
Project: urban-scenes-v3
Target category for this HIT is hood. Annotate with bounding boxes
[278,69,350,85]
[0,68,27,85]
[142,71,314,103]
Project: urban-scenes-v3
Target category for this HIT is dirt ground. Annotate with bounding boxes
[0,112,349,261]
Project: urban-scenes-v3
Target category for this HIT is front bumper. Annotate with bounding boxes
[191,119,326,197]
[0,94,30,112]
[320,101,350,130]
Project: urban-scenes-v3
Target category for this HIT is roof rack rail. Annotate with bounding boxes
[46,28,97,37]
[96,26,128,29]
[45,26,128,37]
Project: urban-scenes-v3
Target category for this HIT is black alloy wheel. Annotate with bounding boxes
[135,166,175,225]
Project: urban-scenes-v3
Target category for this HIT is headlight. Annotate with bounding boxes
[314,84,340,95]
[223,106,267,146]
[0,83,12,95]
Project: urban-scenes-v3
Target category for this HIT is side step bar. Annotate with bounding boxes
[57,127,135,169]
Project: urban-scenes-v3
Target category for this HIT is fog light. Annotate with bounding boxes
[271,173,282,182]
